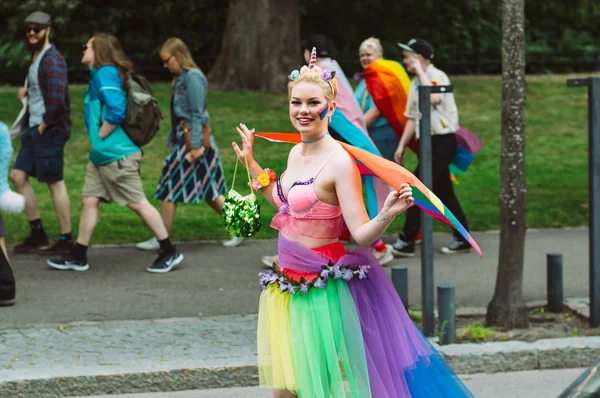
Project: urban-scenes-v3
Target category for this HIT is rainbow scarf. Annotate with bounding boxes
[318,58,389,219]
[363,59,417,152]
[254,132,482,257]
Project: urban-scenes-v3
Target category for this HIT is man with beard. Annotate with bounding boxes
[10,11,73,256]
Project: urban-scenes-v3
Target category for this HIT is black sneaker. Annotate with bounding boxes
[440,239,471,254]
[146,249,184,273]
[0,285,15,307]
[392,236,415,257]
[14,233,49,254]
[47,254,89,271]
[38,239,74,256]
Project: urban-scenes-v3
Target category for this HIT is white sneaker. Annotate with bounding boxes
[374,244,394,266]
[136,237,159,251]
[261,255,278,267]
[222,236,244,248]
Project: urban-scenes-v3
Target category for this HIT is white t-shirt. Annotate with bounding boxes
[405,64,459,139]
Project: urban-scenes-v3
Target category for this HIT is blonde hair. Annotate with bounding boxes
[161,37,199,71]
[288,72,338,104]
[359,37,383,56]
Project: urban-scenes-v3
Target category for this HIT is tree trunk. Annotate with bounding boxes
[486,0,529,329]
[208,0,300,94]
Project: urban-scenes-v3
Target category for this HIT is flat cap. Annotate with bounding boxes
[24,11,51,26]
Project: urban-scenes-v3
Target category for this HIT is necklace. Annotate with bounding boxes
[301,132,329,144]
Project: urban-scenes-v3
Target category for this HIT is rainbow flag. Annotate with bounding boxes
[319,58,389,219]
[254,132,482,257]
[449,126,483,183]
[363,59,417,152]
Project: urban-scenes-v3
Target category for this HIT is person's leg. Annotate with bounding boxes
[160,201,177,233]
[77,196,101,246]
[205,195,225,215]
[429,135,470,253]
[128,199,169,240]
[10,168,49,253]
[46,195,97,272]
[130,198,184,273]
[272,390,297,398]
[47,181,71,235]
[0,236,16,306]
[137,201,177,251]
[47,160,106,271]
[9,169,40,221]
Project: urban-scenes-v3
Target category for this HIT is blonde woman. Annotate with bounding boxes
[354,37,400,162]
[136,38,243,250]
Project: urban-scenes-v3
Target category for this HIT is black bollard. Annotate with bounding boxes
[437,284,455,345]
[391,266,409,310]
[547,253,564,313]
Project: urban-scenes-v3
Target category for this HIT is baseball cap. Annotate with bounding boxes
[300,34,333,58]
[397,38,434,60]
[24,11,51,26]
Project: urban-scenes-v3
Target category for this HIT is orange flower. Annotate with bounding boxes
[431,80,438,86]
[267,168,277,181]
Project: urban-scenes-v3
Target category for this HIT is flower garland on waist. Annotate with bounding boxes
[258,261,371,295]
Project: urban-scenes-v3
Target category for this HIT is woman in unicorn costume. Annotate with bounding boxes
[232,49,473,397]
[0,121,24,307]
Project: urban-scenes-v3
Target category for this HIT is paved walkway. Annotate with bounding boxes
[1,227,592,327]
[0,227,596,397]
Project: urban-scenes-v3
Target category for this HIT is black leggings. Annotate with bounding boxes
[402,134,469,241]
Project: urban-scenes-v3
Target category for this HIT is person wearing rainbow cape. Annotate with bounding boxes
[232,48,474,397]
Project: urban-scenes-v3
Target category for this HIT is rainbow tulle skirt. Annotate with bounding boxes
[257,234,474,397]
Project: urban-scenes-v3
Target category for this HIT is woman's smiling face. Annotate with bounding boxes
[289,81,332,134]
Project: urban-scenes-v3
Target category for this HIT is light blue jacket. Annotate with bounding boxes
[84,65,140,165]
[354,79,390,129]
[168,68,209,149]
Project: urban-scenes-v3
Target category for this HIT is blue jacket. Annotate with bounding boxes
[168,68,210,149]
[84,65,140,165]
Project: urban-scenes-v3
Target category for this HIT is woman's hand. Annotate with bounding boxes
[382,183,414,217]
[185,147,206,163]
[232,123,255,166]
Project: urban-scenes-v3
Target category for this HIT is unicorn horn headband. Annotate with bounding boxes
[288,47,336,94]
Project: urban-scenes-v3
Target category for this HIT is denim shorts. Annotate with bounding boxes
[13,125,66,183]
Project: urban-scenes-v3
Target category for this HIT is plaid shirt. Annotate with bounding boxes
[37,45,71,139]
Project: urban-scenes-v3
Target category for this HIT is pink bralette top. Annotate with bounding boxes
[271,151,343,239]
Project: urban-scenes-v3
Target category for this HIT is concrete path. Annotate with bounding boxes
[72,368,589,398]
[2,228,591,327]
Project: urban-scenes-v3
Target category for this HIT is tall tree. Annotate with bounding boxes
[486,0,529,329]
[208,0,300,94]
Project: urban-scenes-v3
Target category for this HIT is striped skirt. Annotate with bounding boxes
[155,125,227,203]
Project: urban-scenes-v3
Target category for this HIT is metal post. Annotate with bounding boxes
[437,284,456,345]
[419,85,434,336]
[547,253,564,313]
[418,84,453,337]
[567,77,600,327]
[391,266,409,309]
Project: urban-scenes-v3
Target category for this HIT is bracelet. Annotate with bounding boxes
[250,168,277,191]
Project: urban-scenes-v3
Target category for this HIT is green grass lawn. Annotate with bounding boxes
[0,75,590,245]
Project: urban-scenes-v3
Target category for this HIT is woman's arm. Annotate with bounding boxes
[232,123,279,209]
[364,107,380,127]
[334,152,413,246]
[97,67,126,139]
[186,71,208,149]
